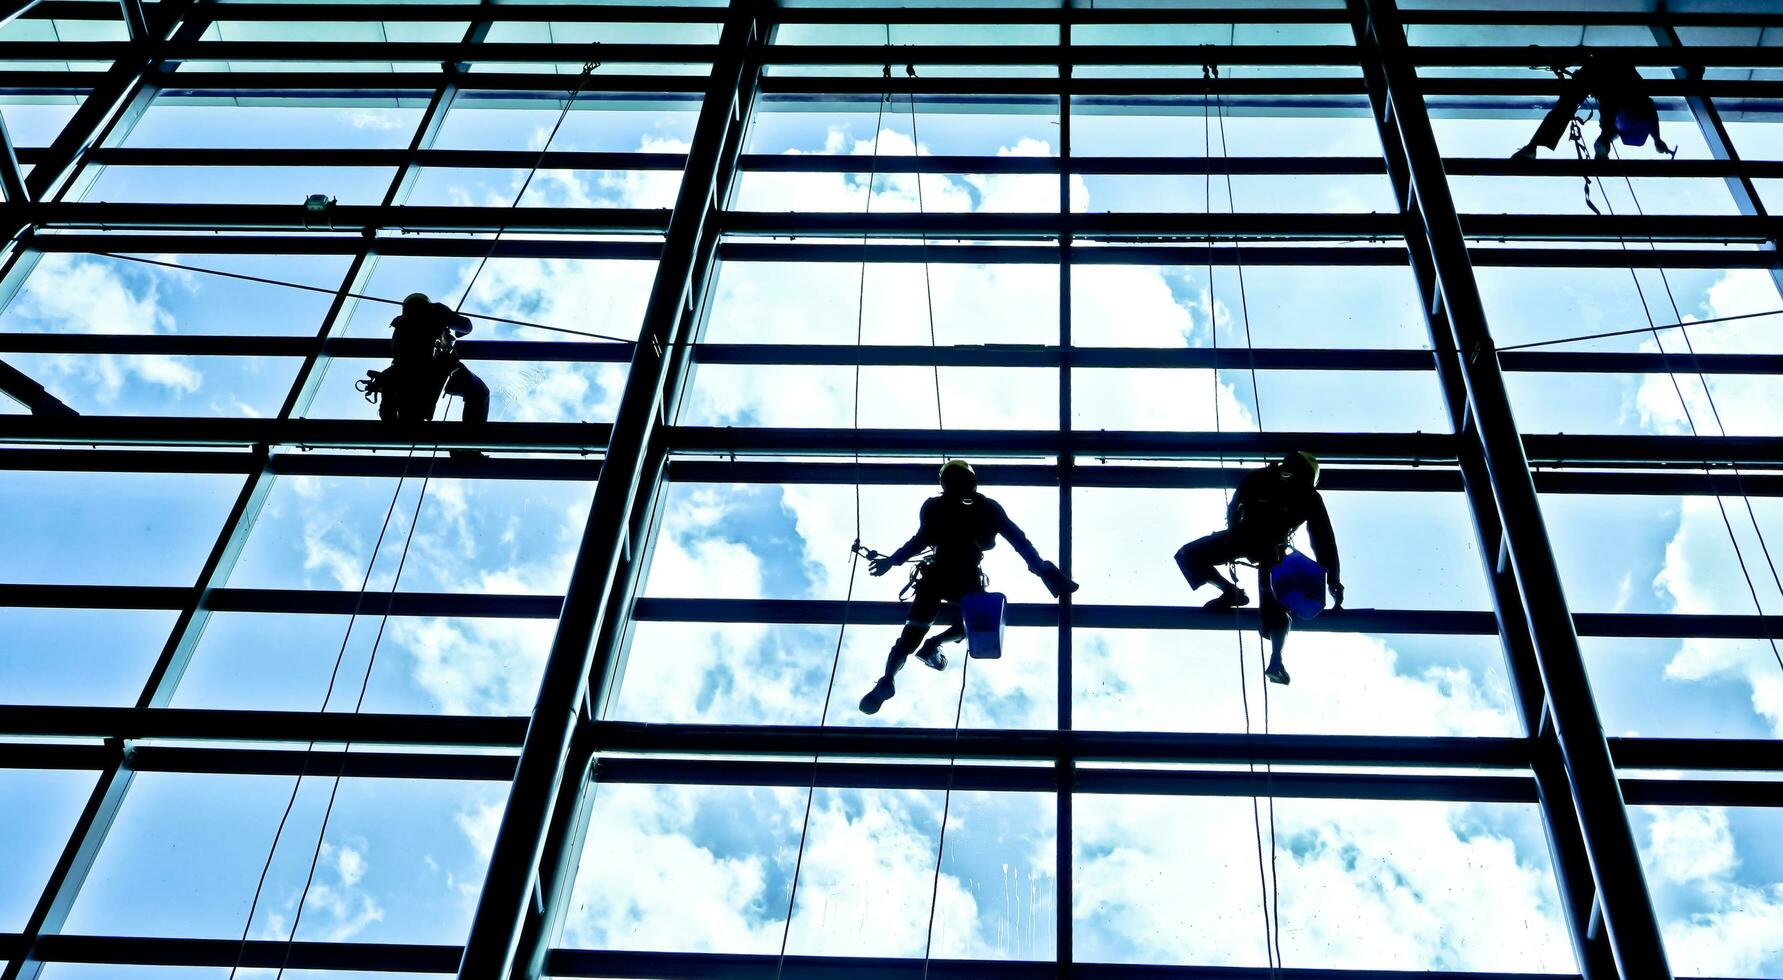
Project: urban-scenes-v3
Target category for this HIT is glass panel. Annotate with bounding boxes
[1070,264,1429,350]
[1543,493,1783,616]
[1074,488,1490,611]
[0,471,241,586]
[0,768,99,930]
[227,475,595,596]
[1070,100,1380,158]
[684,365,1058,429]
[588,785,1061,960]
[0,252,352,338]
[1071,368,1449,433]
[1631,805,1783,978]
[173,612,551,716]
[338,255,656,346]
[706,261,1059,346]
[434,103,699,153]
[123,103,425,149]
[1586,637,1783,740]
[747,99,1059,157]
[0,102,80,146]
[82,165,396,205]
[1076,630,1520,737]
[1074,795,1575,971]
[613,622,1057,730]
[63,771,508,944]
[0,608,176,705]
[6,353,302,417]
[645,483,1060,603]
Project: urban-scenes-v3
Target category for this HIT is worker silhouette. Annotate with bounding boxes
[1175,451,1343,686]
[1512,51,1673,161]
[359,292,490,461]
[858,459,1077,715]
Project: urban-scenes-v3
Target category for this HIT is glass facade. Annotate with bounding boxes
[1,0,1780,977]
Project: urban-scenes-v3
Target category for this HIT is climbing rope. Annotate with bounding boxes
[1496,306,1783,353]
[230,48,607,977]
[90,251,635,344]
[226,418,444,978]
[1595,150,1783,679]
[771,46,892,980]
[1205,59,1283,976]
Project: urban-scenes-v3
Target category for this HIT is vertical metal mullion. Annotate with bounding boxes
[457,5,764,976]
[0,110,26,205]
[509,39,766,972]
[1349,1,1673,977]
[1054,14,1073,976]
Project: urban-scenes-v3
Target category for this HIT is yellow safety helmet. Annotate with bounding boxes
[939,458,978,496]
[1281,451,1320,487]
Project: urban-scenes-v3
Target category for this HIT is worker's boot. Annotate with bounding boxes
[859,676,896,714]
[1203,588,1250,611]
[915,637,948,671]
[1263,657,1291,686]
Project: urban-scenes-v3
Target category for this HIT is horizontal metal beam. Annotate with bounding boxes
[18,1,1783,29]
[12,201,670,235]
[0,704,528,746]
[17,232,1778,270]
[593,756,1540,803]
[12,333,1782,377]
[16,41,1783,71]
[37,145,1783,184]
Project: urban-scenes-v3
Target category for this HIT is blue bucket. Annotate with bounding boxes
[1270,551,1328,620]
[961,591,1007,660]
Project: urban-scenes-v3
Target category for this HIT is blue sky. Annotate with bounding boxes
[2,55,1782,977]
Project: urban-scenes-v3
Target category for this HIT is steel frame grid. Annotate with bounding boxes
[3,3,1783,980]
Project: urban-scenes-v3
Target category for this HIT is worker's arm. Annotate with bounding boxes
[993,499,1077,598]
[1306,491,1343,606]
[874,499,934,573]
[434,302,474,337]
[1227,471,1257,529]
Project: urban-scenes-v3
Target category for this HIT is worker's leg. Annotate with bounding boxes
[1176,531,1249,609]
[444,366,490,423]
[1524,76,1591,153]
[1260,567,1292,686]
[861,586,942,714]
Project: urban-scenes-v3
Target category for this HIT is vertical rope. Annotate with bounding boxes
[771,46,892,980]
[1202,59,1279,977]
[1599,151,1783,679]
[1210,61,1282,972]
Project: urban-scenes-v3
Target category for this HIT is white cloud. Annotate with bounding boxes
[1076,796,1574,972]
[7,253,202,405]
[1641,269,1783,736]
[1647,807,1737,884]
[1641,806,1783,975]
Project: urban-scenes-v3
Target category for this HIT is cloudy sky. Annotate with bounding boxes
[1,46,1781,979]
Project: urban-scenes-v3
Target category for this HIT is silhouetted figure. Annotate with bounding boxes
[359,292,490,461]
[1175,451,1343,686]
[859,459,1077,715]
[1512,52,1672,161]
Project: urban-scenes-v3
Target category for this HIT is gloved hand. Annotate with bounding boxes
[869,556,899,577]
[1329,581,1345,610]
[1037,560,1079,600]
